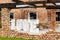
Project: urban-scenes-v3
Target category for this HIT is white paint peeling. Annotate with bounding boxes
[10,19,16,30]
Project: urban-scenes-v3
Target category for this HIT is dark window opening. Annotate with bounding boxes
[10,13,14,20]
[56,12,60,21]
[12,0,19,2]
[30,12,37,19]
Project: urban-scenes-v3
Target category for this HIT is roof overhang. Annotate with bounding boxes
[0,1,60,9]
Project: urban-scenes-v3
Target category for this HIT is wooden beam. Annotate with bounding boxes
[46,5,60,9]
[0,3,16,8]
[10,6,60,9]
[0,2,60,9]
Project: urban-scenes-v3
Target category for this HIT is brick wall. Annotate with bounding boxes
[37,8,48,23]
[0,8,57,39]
[1,8,48,37]
[50,9,56,31]
[0,0,43,3]
[10,8,48,23]
[0,0,57,38]
[0,6,58,40]
[1,8,10,36]
[0,0,13,3]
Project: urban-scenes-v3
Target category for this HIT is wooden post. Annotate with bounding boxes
[50,9,56,31]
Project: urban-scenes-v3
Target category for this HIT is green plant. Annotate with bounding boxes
[0,37,32,40]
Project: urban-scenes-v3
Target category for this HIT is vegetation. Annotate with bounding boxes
[0,37,32,40]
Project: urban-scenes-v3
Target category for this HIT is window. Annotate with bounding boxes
[56,12,60,21]
[12,0,19,2]
[10,13,14,20]
[29,12,37,19]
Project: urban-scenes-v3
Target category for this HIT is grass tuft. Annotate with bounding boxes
[0,37,32,40]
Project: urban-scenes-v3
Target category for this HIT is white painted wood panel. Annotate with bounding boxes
[10,19,16,30]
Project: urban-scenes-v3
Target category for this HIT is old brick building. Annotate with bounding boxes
[0,0,60,40]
